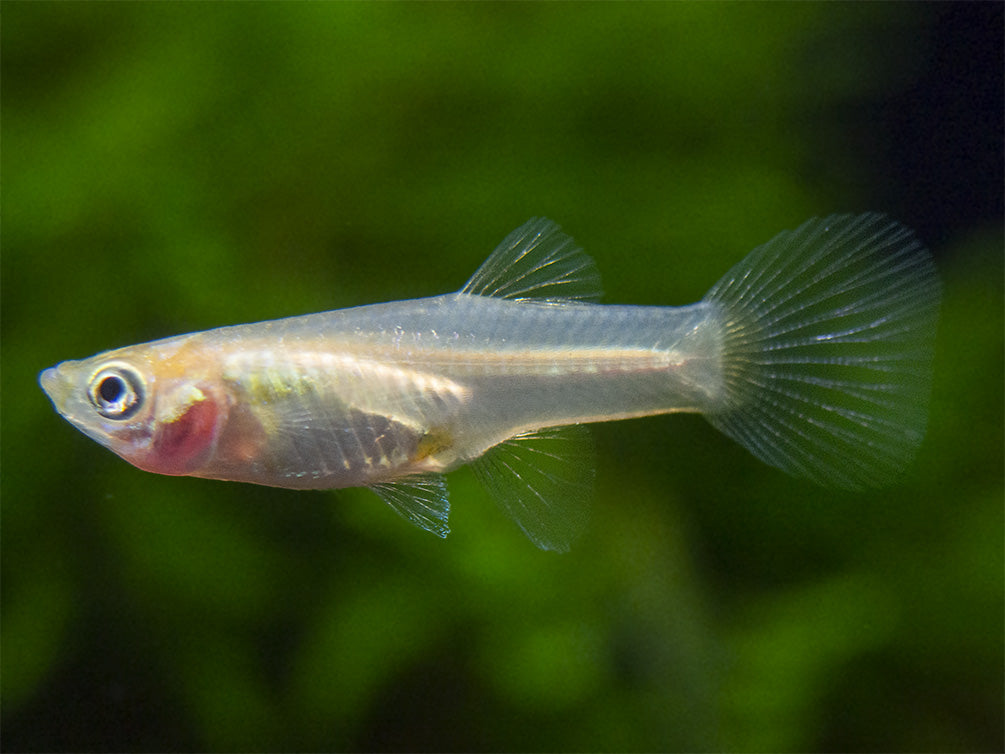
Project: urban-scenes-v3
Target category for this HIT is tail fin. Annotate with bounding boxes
[702,214,941,489]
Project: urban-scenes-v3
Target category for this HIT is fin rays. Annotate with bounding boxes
[371,473,450,538]
[471,425,595,552]
[370,427,596,552]
[704,214,940,489]
[462,218,602,302]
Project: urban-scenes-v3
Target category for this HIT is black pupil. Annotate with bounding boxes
[99,375,126,404]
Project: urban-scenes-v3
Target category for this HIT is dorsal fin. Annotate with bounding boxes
[470,425,595,552]
[370,473,450,538]
[461,218,602,302]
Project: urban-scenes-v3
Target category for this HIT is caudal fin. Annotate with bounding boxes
[702,214,941,489]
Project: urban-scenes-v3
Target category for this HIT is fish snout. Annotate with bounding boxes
[39,363,74,412]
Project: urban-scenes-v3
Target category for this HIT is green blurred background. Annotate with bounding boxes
[3,3,1002,752]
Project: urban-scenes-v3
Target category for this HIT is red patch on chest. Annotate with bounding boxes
[151,396,220,474]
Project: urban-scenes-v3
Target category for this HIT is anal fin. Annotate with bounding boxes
[471,425,595,552]
[371,473,450,538]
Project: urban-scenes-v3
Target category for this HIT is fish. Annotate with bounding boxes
[39,215,941,551]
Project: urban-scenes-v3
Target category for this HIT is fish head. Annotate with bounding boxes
[39,341,227,477]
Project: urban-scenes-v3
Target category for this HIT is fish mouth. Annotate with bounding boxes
[39,366,64,406]
[39,363,77,419]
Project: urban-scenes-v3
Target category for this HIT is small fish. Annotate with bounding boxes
[40,215,940,550]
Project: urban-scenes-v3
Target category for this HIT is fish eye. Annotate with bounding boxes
[88,363,145,420]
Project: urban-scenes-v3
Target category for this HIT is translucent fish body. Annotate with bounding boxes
[40,216,941,550]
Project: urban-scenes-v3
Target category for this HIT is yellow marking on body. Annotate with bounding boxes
[414,428,454,462]
[241,367,314,403]
[146,335,218,381]
[221,348,471,402]
[159,385,206,423]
